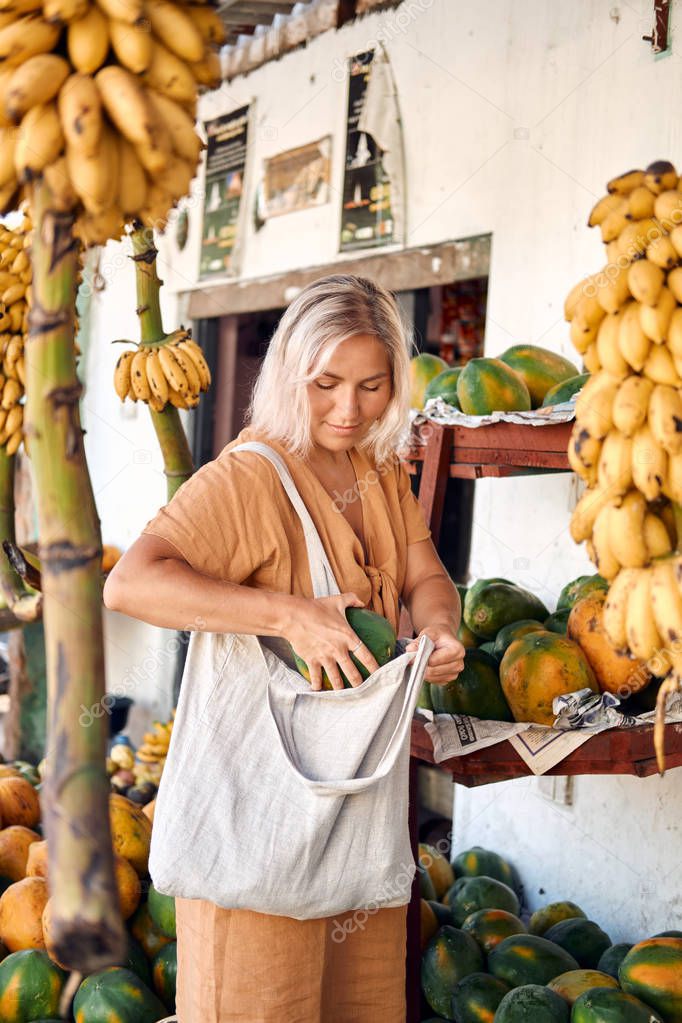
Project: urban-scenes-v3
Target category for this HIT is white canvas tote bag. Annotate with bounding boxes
[149,442,434,919]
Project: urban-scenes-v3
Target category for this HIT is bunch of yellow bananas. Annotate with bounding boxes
[113,327,210,412]
[0,0,224,246]
[566,160,682,668]
[133,712,173,785]
[0,212,31,454]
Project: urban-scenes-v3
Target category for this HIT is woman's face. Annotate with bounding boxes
[307,334,392,454]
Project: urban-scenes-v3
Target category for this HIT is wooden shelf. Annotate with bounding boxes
[403,419,573,546]
[410,718,682,787]
[404,416,674,784]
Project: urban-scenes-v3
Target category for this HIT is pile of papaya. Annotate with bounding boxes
[0,758,176,1022]
[409,346,588,415]
[419,842,682,1022]
[420,572,661,726]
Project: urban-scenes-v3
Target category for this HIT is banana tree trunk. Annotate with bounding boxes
[131,225,193,500]
[24,181,124,970]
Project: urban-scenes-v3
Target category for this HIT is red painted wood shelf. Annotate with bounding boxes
[403,419,573,547]
[410,717,682,787]
[403,417,680,781]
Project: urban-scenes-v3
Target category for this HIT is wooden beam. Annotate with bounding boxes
[187,236,492,318]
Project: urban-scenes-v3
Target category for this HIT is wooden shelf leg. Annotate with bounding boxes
[417,423,451,546]
[405,755,421,1023]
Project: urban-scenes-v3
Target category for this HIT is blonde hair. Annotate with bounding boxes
[248,274,413,464]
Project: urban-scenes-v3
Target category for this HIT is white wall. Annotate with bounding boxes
[82,0,682,931]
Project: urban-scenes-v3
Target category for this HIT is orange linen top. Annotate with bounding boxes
[142,427,431,631]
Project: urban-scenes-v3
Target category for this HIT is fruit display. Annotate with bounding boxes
[420,844,682,1022]
[424,570,670,725]
[113,326,212,413]
[0,0,223,246]
[411,344,581,414]
[0,754,178,1020]
[106,709,174,795]
[564,161,682,725]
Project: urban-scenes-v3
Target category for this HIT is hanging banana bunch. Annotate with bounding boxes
[0,210,82,456]
[0,210,32,456]
[564,159,682,770]
[113,327,211,412]
[0,0,224,247]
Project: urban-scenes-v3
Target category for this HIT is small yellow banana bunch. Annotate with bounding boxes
[0,0,224,246]
[113,328,211,412]
[565,159,682,680]
[0,212,31,454]
[133,713,173,785]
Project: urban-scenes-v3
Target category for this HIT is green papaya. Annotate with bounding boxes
[430,649,513,721]
[293,607,396,689]
[542,372,590,407]
[544,608,571,634]
[493,619,547,660]
[557,575,608,611]
[464,582,549,639]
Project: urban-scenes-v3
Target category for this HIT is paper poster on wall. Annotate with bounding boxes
[262,138,331,218]
[340,50,404,251]
[200,105,250,278]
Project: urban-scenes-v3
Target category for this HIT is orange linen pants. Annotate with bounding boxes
[176,897,407,1023]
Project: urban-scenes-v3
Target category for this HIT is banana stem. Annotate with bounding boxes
[130,223,194,500]
[24,180,125,972]
[0,449,42,621]
[2,540,42,592]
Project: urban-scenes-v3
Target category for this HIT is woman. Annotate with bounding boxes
[104,274,465,1023]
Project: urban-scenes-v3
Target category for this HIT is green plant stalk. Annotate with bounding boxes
[24,181,125,971]
[131,224,194,500]
[0,447,42,621]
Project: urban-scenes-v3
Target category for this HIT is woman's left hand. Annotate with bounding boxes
[405,625,466,685]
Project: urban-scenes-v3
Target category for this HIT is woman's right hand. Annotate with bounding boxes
[284,592,380,691]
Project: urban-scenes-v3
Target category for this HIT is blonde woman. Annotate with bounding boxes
[104,274,465,1023]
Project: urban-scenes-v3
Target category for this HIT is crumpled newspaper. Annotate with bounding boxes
[419,685,682,775]
[552,689,641,729]
[553,686,682,729]
[411,396,577,432]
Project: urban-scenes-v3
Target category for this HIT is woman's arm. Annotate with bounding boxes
[103,534,379,690]
[104,533,294,635]
[401,538,465,684]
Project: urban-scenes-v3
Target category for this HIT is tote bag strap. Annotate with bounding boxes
[231,441,340,599]
[265,633,434,796]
